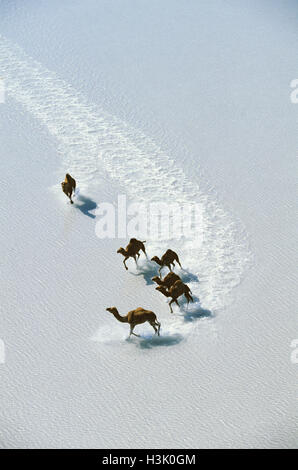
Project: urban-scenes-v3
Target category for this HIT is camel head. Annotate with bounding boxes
[152,276,163,286]
[151,256,161,265]
[155,286,170,297]
[106,307,118,315]
[117,247,126,256]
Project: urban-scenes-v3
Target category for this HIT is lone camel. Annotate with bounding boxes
[61,173,76,204]
[156,280,193,313]
[117,238,147,270]
[151,249,182,277]
[106,307,161,337]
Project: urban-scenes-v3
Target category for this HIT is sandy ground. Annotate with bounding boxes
[0,0,297,448]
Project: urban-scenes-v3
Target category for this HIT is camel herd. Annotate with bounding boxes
[61,174,193,338]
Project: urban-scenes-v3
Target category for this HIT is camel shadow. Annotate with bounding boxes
[180,270,199,283]
[129,260,158,285]
[180,298,212,323]
[127,333,183,349]
[74,194,97,219]
[131,264,200,287]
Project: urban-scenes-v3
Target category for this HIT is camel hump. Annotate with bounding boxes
[164,248,176,259]
[136,307,153,314]
[136,307,156,317]
[129,238,146,245]
[165,272,180,280]
[173,279,183,288]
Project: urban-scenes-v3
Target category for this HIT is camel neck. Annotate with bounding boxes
[113,311,128,323]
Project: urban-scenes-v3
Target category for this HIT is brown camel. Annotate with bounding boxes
[152,272,181,289]
[61,173,76,204]
[151,249,182,277]
[106,307,161,337]
[117,238,147,270]
[156,280,193,313]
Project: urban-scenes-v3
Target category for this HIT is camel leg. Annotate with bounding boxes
[123,258,128,270]
[155,321,161,336]
[185,292,193,303]
[174,255,182,269]
[129,325,140,338]
[134,255,138,266]
[169,299,174,313]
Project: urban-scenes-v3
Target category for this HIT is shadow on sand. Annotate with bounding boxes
[75,194,97,218]
[127,333,183,350]
[178,295,212,323]
[180,270,199,283]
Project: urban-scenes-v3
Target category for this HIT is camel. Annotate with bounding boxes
[152,272,181,289]
[106,307,161,337]
[61,173,76,204]
[151,249,182,277]
[156,279,193,313]
[117,238,147,270]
